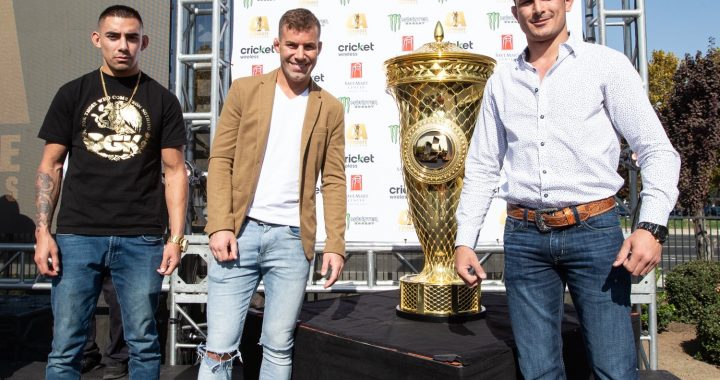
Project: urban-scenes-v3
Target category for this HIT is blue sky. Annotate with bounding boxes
[608,0,718,58]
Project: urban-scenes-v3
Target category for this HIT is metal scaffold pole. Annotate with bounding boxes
[171,0,232,365]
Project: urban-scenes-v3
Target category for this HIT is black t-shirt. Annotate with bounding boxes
[38,70,186,235]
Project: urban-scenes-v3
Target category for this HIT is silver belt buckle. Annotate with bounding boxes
[534,208,559,232]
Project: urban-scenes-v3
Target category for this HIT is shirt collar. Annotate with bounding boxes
[516,32,582,69]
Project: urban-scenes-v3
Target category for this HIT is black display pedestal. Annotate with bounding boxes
[240,291,591,380]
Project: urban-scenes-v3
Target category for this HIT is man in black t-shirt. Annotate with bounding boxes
[34,5,188,380]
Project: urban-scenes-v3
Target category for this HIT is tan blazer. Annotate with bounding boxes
[205,69,347,260]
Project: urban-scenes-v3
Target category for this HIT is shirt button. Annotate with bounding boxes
[544,194,548,198]
[543,170,547,174]
[534,88,539,93]
[540,115,545,119]
[540,142,545,146]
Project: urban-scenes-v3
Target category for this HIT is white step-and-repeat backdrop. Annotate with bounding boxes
[231,0,583,245]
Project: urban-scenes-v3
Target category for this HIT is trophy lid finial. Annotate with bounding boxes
[434,21,444,42]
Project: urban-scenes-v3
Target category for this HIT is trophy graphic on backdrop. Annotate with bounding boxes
[385,22,495,321]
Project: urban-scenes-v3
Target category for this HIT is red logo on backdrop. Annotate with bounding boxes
[402,36,414,51]
[501,34,513,50]
[252,65,263,76]
[350,175,363,191]
[351,62,363,78]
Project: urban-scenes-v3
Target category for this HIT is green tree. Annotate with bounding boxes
[661,42,720,260]
[648,50,679,112]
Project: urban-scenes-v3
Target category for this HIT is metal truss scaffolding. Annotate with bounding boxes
[174,0,232,233]
[584,0,658,371]
[171,0,231,365]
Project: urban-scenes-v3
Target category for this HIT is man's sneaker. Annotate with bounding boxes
[102,361,129,380]
[80,354,102,373]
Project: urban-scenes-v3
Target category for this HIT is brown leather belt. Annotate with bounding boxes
[507,197,616,232]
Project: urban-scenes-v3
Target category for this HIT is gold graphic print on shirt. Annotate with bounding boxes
[81,96,152,160]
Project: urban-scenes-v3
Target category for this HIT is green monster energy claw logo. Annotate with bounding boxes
[388,14,401,32]
[388,124,400,144]
[346,213,351,230]
[338,97,350,113]
[487,12,500,31]
[340,0,350,5]
[243,0,253,8]
[438,0,447,3]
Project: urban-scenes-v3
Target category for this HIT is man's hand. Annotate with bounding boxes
[34,231,60,276]
[455,245,486,287]
[209,230,238,262]
[613,229,662,276]
[157,243,181,275]
[321,252,345,288]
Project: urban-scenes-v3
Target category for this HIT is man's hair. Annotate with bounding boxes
[98,5,143,28]
[278,8,321,38]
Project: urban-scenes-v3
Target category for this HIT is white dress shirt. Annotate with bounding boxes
[456,36,680,249]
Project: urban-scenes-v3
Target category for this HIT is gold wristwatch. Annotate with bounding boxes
[167,235,189,252]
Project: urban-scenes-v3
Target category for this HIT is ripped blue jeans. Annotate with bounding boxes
[198,219,310,380]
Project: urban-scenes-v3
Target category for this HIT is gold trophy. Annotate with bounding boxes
[385,22,495,321]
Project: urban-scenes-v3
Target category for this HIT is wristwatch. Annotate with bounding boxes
[636,222,669,244]
[167,235,189,253]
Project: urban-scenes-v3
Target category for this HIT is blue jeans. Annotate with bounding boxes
[46,234,164,380]
[503,209,637,380]
[198,219,310,380]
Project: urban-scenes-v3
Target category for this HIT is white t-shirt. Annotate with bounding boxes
[247,85,308,227]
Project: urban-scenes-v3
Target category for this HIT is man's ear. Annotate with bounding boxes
[511,6,518,22]
[273,37,280,52]
[318,41,323,54]
[91,31,101,48]
[141,35,149,51]
[565,0,574,12]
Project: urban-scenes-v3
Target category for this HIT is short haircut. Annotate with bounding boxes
[98,5,144,28]
[278,8,321,38]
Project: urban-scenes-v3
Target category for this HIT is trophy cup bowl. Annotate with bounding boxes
[385,23,495,321]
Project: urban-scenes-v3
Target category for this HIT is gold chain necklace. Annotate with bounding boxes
[99,68,141,126]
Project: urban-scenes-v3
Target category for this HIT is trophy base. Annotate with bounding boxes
[395,305,486,323]
[396,274,484,323]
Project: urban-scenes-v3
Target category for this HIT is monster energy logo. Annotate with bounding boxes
[438,0,447,3]
[243,0,253,8]
[346,213,351,230]
[388,124,400,144]
[340,0,350,5]
[388,14,401,32]
[487,12,500,31]
[338,97,350,113]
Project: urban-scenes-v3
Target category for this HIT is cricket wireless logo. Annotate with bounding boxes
[337,42,375,57]
[487,12,500,31]
[238,45,275,59]
[388,124,400,144]
[345,153,375,168]
[337,96,378,113]
[389,184,406,200]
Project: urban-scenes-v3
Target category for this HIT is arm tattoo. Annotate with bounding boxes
[35,172,59,229]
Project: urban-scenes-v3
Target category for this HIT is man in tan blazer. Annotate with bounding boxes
[198,8,346,380]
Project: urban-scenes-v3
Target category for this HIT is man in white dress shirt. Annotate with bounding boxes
[455,1,680,379]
